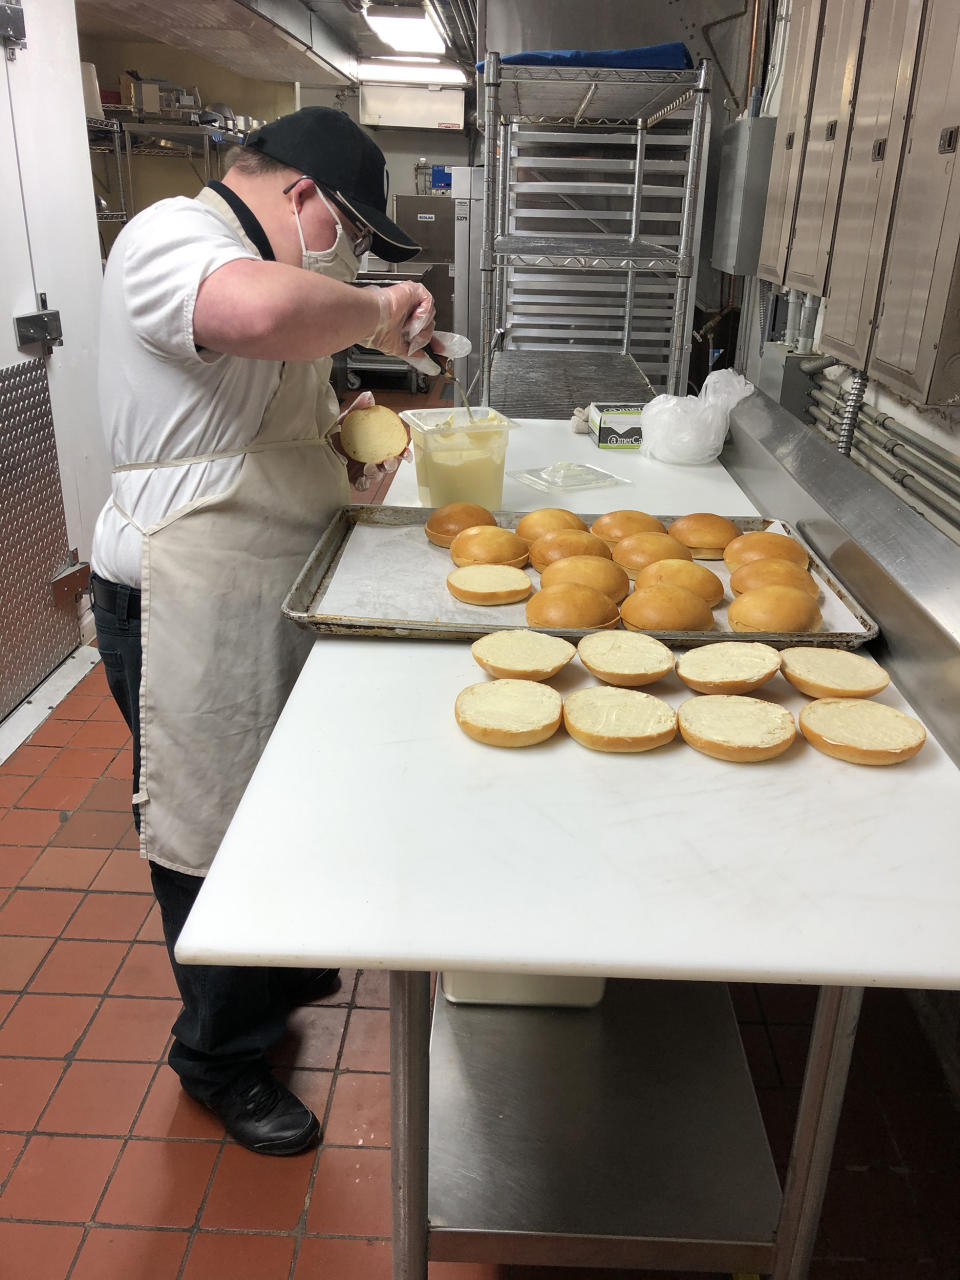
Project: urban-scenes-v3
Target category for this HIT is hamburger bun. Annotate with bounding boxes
[539,555,631,604]
[338,405,407,463]
[450,525,529,568]
[577,631,674,687]
[723,530,809,572]
[612,532,692,578]
[620,585,714,632]
[455,679,562,748]
[675,641,781,695]
[528,529,612,573]
[471,629,575,680]
[515,508,587,544]
[526,583,620,630]
[779,647,891,699]
[634,558,724,608]
[730,557,819,598]
[590,509,666,546]
[728,586,822,634]
[678,695,797,762]
[563,687,677,753]
[798,698,926,765]
[446,565,533,606]
[426,502,496,548]
[667,512,740,558]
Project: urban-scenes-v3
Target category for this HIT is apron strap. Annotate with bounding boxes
[113,435,324,474]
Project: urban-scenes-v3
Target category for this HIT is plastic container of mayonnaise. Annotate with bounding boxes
[399,407,516,510]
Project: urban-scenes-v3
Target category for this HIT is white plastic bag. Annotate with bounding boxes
[639,370,753,465]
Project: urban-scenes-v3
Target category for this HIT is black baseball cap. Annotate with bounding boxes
[245,107,421,263]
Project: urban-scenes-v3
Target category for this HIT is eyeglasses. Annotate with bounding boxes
[282,177,374,258]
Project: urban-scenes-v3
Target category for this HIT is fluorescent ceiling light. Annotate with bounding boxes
[364,4,446,54]
[359,59,466,84]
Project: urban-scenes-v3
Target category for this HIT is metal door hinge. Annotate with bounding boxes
[51,555,91,610]
[15,291,62,351]
[0,1,25,57]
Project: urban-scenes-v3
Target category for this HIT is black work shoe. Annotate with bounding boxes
[183,1068,320,1156]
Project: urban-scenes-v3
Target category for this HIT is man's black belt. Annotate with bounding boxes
[90,575,142,620]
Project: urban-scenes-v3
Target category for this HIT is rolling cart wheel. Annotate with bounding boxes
[346,371,361,390]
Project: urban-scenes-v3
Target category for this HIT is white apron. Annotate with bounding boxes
[117,188,349,875]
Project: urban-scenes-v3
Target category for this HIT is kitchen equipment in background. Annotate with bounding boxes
[80,62,101,120]
[451,165,484,395]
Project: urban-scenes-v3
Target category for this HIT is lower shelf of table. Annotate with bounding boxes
[427,977,782,1271]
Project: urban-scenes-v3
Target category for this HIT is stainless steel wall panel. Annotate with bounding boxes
[783,0,867,295]
[0,359,78,720]
[819,0,926,368]
[869,0,960,404]
[757,0,825,284]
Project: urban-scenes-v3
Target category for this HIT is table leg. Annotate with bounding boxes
[390,971,431,1280]
[770,985,864,1279]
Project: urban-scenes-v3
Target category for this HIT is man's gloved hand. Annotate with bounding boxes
[331,391,411,492]
[361,281,436,358]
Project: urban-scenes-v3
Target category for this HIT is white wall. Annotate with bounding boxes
[10,0,110,563]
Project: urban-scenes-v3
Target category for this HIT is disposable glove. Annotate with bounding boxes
[361,281,435,359]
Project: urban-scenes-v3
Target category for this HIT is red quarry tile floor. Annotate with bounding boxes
[3,396,960,1276]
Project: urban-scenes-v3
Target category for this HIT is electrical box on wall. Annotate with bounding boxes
[360,85,464,131]
[711,116,776,275]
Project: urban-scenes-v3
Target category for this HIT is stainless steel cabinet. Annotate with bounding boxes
[783,0,867,295]
[819,0,925,368]
[757,0,824,284]
[868,0,960,403]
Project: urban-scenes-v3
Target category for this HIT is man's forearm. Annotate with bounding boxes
[194,258,383,360]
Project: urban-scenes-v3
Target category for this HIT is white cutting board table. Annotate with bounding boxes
[175,419,960,1280]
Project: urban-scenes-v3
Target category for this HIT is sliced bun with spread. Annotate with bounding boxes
[590,509,666,546]
[577,631,674,687]
[515,508,587,544]
[563,687,677,753]
[620,584,714,632]
[455,679,563,747]
[799,698,925,765]
[612,532,692,578]
[724,530,809,571]
[779,647,890,699]
[526,582,620,630]
[471,629,576,681]
[450,525,529,568]
[338,405,407,463]
[728,585,822,633]
[528,529,612,573]
[675,641,781,695]
[730,557,819,598]
[667,512,740,559]
[634,558,724,608]
[446,565,533,606]
[539,555,630,604]
[678,695,797,762]
[426,502,496,548]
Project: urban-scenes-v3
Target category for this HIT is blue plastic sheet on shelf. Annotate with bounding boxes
[477,43,692,72]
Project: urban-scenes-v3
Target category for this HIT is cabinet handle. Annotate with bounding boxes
[939,125,959,155]
[785,130,795,150]
[825,119,838,141]
[871,137,887,162]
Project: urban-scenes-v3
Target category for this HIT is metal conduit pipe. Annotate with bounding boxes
[809,407,960,534]
[819,375,960,475]
[784,288,803,347]
[446,0,474,58]
[796,293,820,355]
[810,390,960,503]
[801,354,842,375]
[837,369,867,456]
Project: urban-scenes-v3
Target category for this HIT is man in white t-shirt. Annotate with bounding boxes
[90,107,436,1155]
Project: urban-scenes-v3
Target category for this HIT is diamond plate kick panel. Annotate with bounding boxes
[0,358,78,719]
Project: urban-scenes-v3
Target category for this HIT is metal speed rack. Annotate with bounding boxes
[479,55,711,415]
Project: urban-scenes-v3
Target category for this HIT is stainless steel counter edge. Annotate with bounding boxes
[725,390,960,767]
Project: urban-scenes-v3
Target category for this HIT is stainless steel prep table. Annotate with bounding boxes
[176,419,960,1279]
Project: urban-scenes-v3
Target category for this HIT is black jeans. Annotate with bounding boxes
[92,573,314,1093]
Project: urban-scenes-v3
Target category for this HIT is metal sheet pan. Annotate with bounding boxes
[283,506,879,649]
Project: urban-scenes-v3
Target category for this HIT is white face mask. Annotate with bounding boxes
[294,185,361,285]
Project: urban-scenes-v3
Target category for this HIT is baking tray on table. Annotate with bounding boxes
[283,506,879,649]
